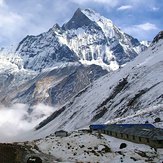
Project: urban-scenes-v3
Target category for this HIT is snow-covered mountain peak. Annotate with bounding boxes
[140,40,151,47]
[14,8,148,71]
[81,8,96,15]
[81,8,118,39]
[0,46,23,71]
[81,8,113,28]
[62,8,94,30]
[63,8,115,36]
[51,23,62,32]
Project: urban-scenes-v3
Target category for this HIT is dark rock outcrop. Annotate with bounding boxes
[152,31,163,43]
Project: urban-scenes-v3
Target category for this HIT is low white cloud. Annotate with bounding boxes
[0,3,26,45]
[125,0,154,7]
[0,11,24,29]
[135,23,158,31]
[117,5,133,11]
[124,23,158,34]
[0,1,23,30]
[94,0,119,6]
[123,22,158,40]
[0,0,5,7]
[0,103,54,141]
[152,7,159,11]
[70,0,120,7]
[0,1,52,46]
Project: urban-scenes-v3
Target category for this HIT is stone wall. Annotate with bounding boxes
[101,130,163,148]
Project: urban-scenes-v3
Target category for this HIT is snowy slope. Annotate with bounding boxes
[0,48,37,103]
[0,46,107,107]
[1,63,107,106]
[34,31,163,136]
[15,27,79,71]
[20,131,163,163]
[140,41,151,47]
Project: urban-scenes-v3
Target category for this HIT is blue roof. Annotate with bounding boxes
[113,124,155,128]
[89,124,155,130]
[90,124,107,129]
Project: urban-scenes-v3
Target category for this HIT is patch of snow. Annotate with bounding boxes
[25,132,162,163]
[141,41,151,47]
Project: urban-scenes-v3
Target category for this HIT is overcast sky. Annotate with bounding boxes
[0,0,162,46]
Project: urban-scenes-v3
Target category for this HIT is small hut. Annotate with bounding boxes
[55,130,69,137]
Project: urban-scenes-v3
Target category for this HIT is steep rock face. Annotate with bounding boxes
[62,8,94,30]
[15,8,146,71]
[152,31,163,43]
[1,64,107,106]
[0,50,37,103]
[35,32,163,135]
[16,27,79,71]
[49,64,107,106]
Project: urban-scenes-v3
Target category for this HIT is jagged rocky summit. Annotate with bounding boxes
[15,8,147,71]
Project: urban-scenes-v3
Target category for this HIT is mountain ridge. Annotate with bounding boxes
[33,32,163,137]
[15,8,147,71]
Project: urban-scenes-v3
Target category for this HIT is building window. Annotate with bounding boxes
[133,136,135,140]
[121,133,123,138]
[147,138,149,143]
[139,137,141,142]
[158,140,162,144]
[126,134,129,139]
[115,133,117,137]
